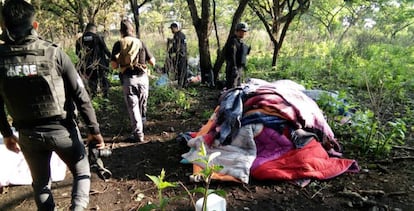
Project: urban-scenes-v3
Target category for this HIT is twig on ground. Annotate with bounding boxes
[127,203,143,211]
[241,183,254,199]
[130,186,157,200]
[338,190,368,201]
[160,103,171,111]
[301,188,312,199]
[375,156,414,164]
[178,181,196,208]
[134,159,148,167]
[110,127,124,148]
[392,146,414,151]
[15,199,27,209]
[359,190,385,196]
[392,156,414,161]
[387,191,408,197]
[311,185,330,199]
[90,185,109,195]
[234,197,254,202]
[376,164,390,174]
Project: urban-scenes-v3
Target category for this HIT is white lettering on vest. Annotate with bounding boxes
[6,64,38,77]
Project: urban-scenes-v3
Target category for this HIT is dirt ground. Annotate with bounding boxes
[0,84,413,211]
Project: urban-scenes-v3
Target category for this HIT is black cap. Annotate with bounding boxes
[170,22,179,29]
[85,23,97,32]
[236,22,249,32]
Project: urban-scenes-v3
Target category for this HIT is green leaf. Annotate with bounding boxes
[211,165,224,172]
[206,189,217,195]
[138,203,158,211]
[190,187,207,194]
[199,142,207,157]
[212,189,227,197]
[146,174,161,187]
[159,198,169,209]
[160,168,166,180]
[146,169,177,190]
[159,181,178,189]
[194,158,208,165]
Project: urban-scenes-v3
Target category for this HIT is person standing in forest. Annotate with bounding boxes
[223,22,250,89]
[0,1,105,210]
[76,23,111,98]
[110,19,156,143]
[168,21,188,87]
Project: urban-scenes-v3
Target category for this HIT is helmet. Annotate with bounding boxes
[169,21,181,30]
[236,22,249,32]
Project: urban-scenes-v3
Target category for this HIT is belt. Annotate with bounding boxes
[14,115,67,129]
[123,72,145,78]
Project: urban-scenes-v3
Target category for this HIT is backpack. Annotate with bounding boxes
[117,36,143,73]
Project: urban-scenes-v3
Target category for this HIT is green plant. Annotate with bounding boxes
[176,90,191,110]
[107,69,121,87]
[201,109,213,120]
[314,91,356,126]
[346,110,406,157]
[91,96,111,111]
[148,86,192,111]
[64,47,79,64]
[139,169,178,211]
[190,142,226,211]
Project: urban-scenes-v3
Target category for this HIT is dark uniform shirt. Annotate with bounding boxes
[223,34,250,89]
[0,30,100,137]
[224,34,245,69]
[170,31,187,56]
[76,31,111,68]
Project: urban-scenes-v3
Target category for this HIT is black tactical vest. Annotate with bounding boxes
[80,32,99,65]
[0,39,66,124]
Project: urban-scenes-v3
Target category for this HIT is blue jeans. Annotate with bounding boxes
[18,124,90,211]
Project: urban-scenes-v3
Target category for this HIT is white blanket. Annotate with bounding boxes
[0,130,67,187]
[182,124,263,184]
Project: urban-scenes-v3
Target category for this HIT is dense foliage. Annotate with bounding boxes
[55,0,414,158]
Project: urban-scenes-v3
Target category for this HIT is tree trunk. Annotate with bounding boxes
[249,0,310,68]
[79,17,85,32]
[129,0,141,38]
[197,30,213,84]
[135,11,140,38]
[272,13,295,66]
[77,4,85,31]
[187,0,213,84]
[272,44,277,67]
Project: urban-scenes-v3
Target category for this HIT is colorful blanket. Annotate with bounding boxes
[181,79,359,185]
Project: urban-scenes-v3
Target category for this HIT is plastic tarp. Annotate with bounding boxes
[0,129,67,187]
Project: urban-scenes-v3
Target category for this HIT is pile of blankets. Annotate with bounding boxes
[182,79,359,186]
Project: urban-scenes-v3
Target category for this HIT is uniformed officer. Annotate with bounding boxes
[169,21,188,87]
[0,1,105,210]
[76,23,111,98]
[223,22,251,89]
